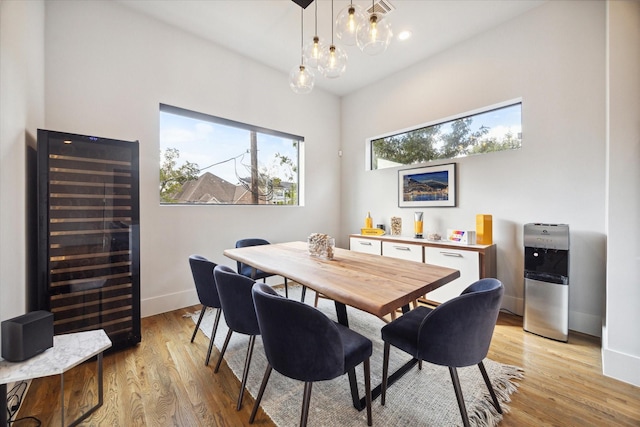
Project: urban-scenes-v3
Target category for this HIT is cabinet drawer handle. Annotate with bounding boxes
[359,242,372,246]
[440,252,463,257]
[393,246,412,251]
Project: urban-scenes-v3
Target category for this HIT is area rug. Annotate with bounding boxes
[190,285,523,427]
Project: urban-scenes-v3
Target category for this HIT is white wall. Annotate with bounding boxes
[603,0,640,387]
[43,0,342,317]
[2,0,638,388]
[340,1,607,337]
[0,0,45,335]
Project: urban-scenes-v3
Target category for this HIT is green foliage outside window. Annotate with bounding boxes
[160,148,200,203]
[371,103,522,170]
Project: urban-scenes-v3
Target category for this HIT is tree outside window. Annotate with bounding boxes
[371,103,522,170]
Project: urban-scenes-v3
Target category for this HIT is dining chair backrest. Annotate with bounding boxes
[188,255,221,309]
[252,282,345,382]
[417,278,504,367]
[214,265,260,336]
[235,238,271,278]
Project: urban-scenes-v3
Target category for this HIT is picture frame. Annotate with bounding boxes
[398,163,457,207]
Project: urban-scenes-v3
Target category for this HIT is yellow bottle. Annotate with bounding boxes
[365,212,373,229]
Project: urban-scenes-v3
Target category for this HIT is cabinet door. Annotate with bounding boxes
[350,237,381,255]
[382,241,423,262]
[424,247,479,304]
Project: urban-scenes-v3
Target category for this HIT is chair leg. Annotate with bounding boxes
[205,308,222,366]
[300,382,313,427]
[214,329,233,373]
[284,277,289,298]
[191,307,206,342]
[381,342,390,406]
[478,361,503,414]
[301,285,307,303]
[364,358,372,426]
[236,335,257,410]
[449,367,470,427]
[249,364,273,424]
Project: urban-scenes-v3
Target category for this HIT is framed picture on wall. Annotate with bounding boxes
[398,163,457,207]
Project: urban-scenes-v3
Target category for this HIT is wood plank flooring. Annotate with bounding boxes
[13,304,640,426]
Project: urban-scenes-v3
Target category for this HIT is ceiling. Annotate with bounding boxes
[116,0,545,97]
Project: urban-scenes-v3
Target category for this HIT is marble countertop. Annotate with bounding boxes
[0,329,112,384]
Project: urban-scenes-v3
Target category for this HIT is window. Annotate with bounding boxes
[369,101,522,170]
[159,104,302,205]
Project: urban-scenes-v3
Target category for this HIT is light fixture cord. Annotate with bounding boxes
[300,8,304,65]
[331,0,335,44]
[314,0,318,35]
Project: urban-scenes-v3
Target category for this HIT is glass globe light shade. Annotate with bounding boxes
[302,36,327,69]
[356,13,392,55]
[335,4,367,46]
[318,44,348,79]
[289,64,315,94]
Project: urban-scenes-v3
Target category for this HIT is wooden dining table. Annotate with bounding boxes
[223,240,461,410]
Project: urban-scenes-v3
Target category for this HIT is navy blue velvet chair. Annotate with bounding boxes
[380,278,504,427]
[250,282,373,427]
[213,265,261,411]
[235,238,304,300]
[188,255,222,366]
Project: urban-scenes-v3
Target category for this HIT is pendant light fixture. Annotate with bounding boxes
[335,0,366,46]
[302,1,326,69]
[318,0,347,79]
[289,8,315,94]
[357,0,393,55]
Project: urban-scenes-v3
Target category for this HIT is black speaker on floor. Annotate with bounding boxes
[1,311,53,362]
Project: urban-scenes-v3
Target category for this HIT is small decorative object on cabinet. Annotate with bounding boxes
[361,211,384,235]
[414,212,424,238]
[365,211,373,228]
[35,129,141,351]
[476,214,493,245]
[390,216,402,235]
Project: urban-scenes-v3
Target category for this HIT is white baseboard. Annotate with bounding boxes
[141,289,200,318]
[602,347,640,387]
[140,277,287,318]
[569,310,602,338]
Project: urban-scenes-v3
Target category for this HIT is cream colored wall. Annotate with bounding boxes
[43,0,342,317]
[0,0,45,336]
[339,0,607,337]
[604,0,640,387]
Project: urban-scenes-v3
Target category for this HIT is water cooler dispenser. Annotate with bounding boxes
[523,223,570,342]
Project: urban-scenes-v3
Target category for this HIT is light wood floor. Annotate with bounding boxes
[14,303,640,426]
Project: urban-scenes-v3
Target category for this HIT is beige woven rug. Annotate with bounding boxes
[191,285,523,427]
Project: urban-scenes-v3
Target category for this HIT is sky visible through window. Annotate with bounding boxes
[160,111,298,185]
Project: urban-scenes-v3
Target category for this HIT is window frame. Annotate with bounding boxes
[159,103,304,206]
[365,98,522,171]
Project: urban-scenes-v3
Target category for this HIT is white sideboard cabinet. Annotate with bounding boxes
[349,234,496,304]
[349,236,382,255]
[382,241,423,262]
